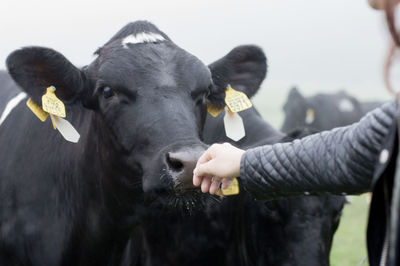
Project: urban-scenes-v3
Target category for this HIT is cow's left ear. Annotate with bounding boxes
[208,45,267,105]
[6,46,85,105]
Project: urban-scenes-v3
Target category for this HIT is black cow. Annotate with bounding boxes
[0,21,265,266]
[281,87,383,133]
[136,59,346,266]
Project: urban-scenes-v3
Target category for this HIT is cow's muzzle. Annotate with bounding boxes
[165,145,206,190]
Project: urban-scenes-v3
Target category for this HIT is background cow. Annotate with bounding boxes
[0,21,266,266]
[134,52,346,266]
[281,87,383,133]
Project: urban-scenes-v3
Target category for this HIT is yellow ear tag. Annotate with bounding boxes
[26,98,49,122]
[216,178,239,196]
[42,86,66,118]
[207,103,224,117]
[224,84,252,113]
[305,108,315,124]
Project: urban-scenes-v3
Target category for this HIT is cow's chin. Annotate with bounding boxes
[144,186,220,215]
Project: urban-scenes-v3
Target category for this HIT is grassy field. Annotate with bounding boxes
[330,195,370,266]
[252,88,371,266]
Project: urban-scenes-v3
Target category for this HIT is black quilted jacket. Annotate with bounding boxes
[240,100,399,266]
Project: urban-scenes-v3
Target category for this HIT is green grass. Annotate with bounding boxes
[330,195,370,266]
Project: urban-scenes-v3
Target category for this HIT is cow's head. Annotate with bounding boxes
[281,87,362,133]
[256,196,346,266]
[6,21,266,207]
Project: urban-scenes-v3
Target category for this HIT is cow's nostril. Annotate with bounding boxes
[166,152,184,172]
[164,146,206,190]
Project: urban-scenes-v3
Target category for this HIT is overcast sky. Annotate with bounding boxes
[0,0,393,101]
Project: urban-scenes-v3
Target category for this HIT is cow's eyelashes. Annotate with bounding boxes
[102,86,115,99]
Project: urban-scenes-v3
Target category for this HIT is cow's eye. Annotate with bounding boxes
[102,87,114,99]
[207,84,213,97]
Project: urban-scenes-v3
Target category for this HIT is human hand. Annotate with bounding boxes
[193,143,245,194]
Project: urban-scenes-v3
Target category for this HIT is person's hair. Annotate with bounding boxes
[384,0,400,96]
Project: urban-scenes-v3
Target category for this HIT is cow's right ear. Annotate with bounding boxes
[6,47,86,105]
[287,87,304,102]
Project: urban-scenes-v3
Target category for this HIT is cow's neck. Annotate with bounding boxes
[57,107,140,266]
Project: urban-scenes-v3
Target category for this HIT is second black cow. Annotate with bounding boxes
[135,52,346,266]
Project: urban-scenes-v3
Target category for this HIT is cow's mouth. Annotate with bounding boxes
[145,187,220,214]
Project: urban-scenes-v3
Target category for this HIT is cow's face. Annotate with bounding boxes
[6,21,266,204]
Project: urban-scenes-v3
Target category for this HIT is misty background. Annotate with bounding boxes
[0,0,394,126]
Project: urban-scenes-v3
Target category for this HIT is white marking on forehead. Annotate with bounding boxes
[338,99,354,112]
[122,32,165,48]
[0,92,27,127]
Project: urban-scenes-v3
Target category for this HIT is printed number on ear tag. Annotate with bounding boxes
[225,85,252,113]
[223,109,245,141]
[216,178,240,196]
[26,98,49,122]
[42,86,66,118]
[207,104,224,117]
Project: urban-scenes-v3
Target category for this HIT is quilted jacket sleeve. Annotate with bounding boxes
[240,101,398,201]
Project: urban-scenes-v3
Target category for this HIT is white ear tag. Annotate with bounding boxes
[223,108,245,141]
[50,114,80,143]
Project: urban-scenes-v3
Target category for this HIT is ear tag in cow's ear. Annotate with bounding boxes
[42,86,66,118]
[225,84,252,113]
[207,104,224,117]
[305,108,315,124]
[223,108,245,141]
[50,114,80,143]
[26,98,49,122]
[216,178,239,196]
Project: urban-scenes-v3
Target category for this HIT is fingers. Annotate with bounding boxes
[193,145,217,182]
[209,177,222,194]
[194,151,220,178]
[193,143,241,194]
[201,176,213,193]
[193,174,203,187]
[196,144,217,166]
[221,178,234,190]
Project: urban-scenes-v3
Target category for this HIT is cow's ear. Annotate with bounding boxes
[287,86,304,102]
[208,45,267,105]
[6,47,85,105]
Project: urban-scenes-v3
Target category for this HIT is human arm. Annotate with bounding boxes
[240,101,397,200]
[194,101,397,199]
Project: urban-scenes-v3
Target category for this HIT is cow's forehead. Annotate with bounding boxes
[88,32,211,91]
